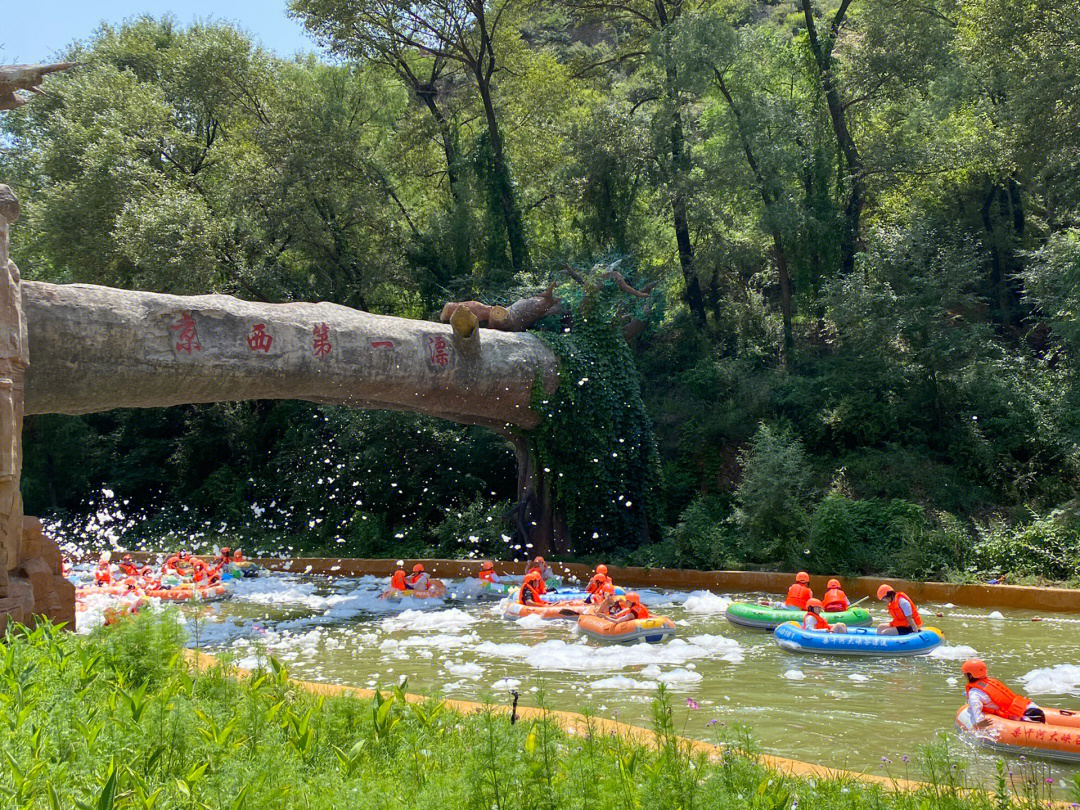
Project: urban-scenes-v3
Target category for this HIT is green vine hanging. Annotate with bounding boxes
[529,273,663,554]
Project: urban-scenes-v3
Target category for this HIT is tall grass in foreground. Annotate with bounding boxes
[0,612,1074,809]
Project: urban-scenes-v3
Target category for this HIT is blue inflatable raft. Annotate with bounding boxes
[773,623,944,656]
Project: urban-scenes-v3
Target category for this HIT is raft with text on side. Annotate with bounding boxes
[502,598,589,620]
[143,582,231,602]
[477,578,562,597]
[725,602,872,631]
[773,623,944,656]
[955,705,1080,763]
[577,612,676,644]
[380,580,448,600]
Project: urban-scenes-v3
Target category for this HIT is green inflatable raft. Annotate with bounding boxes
[724,602,873,631]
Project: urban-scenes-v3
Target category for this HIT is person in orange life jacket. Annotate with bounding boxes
[876,584,922,635]
[593,582,620,614]
[586,565,612,601]
[389,566,408,591]
[822,579,849,612]
[784,571,813,610]
[407,563,431,591]
[232,549,245,564]
[962,659,1044,724]
[118,554,140,578]
[215,547,232,568]
[802,598,848,633]
[94,555,113,585]
[478,561,500,584]
[608,592,650,623]
[517,570,549,605]
[531,556,554,581]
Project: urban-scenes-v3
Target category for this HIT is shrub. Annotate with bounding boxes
[808,493,926,576]
[432,496,513,559]
[972,504,1080,582]
[650,494,737,570]
[734,423,810,566]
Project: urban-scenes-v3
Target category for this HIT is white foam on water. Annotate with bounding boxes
[987,611,1005,620]
[1021,664,1080,695]
[515,613,550,630]
[382,608,477,633]
[783,669,806,680]
[681,591,733,614]
[848,673,869,682]
[493,677,521,690]
[474,633,741,673]
[446,661,485,678]
[929,644,978,660]
[656,667,702,685]
[592,675,658,690]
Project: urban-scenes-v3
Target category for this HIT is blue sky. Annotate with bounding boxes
[3,0,320,63]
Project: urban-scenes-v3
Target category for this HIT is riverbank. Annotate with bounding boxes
[2,612,1070,808]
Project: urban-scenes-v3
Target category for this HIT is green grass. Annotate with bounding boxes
[0,612,1073,809]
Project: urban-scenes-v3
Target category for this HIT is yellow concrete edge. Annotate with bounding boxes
[185,649,923,794]
[123,553,1080,613]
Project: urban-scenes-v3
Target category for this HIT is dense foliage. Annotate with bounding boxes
[0,614,1072,808]
[3,2,1080,578]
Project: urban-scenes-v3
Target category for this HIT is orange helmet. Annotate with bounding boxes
[626,592,640,604]
[481,561,494,570]
[962,659,987,680]
[806,598,823,610]
[596,564,608,575]
[601,582,616,594]
[534,556,545,564]
[795,571,810,584]
[876,584,894,600]
[827,579,841,589]
[220,547,231,556]
[412,564,424,573]
[524,569,542,584]
[122,554,133,562]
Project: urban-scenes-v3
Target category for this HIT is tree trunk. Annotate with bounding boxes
[22,282,558,430]
[477,75,530,272]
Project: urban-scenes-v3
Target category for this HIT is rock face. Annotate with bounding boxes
[23,282,558,430]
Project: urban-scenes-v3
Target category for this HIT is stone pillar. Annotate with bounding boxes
[0,184,26,599]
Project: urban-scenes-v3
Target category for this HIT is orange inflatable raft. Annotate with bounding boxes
[503,599,589,620]
[144,583,230,602]
[578,613,677,644]
[380,580,448,600]
[955,705,1080,763]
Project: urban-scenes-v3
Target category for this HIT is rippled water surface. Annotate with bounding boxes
[76,568,1080,785]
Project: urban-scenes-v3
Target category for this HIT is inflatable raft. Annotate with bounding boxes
[773,623,944,656]
[145,582,231,602]
[956,706,1080,763]
[726,602,872,631]
[503,599,588,620]
[577,613,676,644]
[380,580,448,600]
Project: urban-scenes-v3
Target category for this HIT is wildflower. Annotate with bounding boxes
[1045,777,1054,785]
[687,698,700,710]
[707,719,719,727]
[901,755,909,763]
[881,757,891,765]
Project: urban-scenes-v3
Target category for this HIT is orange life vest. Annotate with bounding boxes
[478,569,496,583]
[94,565,112,585]
[390,570,407,590]
[966,677,1032,719]
[803,611,831,632]
[517,579,546,606]
[822,588,849,612]
[164,554,180,571]
[629,602,649,619]
[526,568,548,595]
[586,574,611,594]
[784,583,812,610]
[119,562,139,577]
[887,592,922,628]
[406,571,427,586]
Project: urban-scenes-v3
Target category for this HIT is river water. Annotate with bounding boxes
[78,570,1080,788]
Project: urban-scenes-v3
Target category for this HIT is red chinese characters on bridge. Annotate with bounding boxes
[170,311,201,354]
[427,335,450,367]
[247,323,274,353]
[313,322,331,358]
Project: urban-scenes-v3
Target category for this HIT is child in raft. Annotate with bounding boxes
[406,563,431,591]
[802,598,847,633]
[875,584,922,635]
[604,592,649,623]
[530,556,554,582]
[961,658,1044,725]
[477,560,501,584]
[517,570,549,605]
[585,564,612,603]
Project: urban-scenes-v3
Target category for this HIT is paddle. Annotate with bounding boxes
[849,595,870,608]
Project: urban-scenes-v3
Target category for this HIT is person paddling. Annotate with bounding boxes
[822,579,849,612]
[802,598,847,633]
[784,571,813,610]
[585,565,612,602]
[478,561,500,584]
[407,563,430,591]
[962,659,1044,724]
[876,584,922,635]
[608,591,649,623]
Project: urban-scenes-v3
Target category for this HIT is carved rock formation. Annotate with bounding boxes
[0,62,76,110]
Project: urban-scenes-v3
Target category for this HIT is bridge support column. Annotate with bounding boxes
[0,185,73,631]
